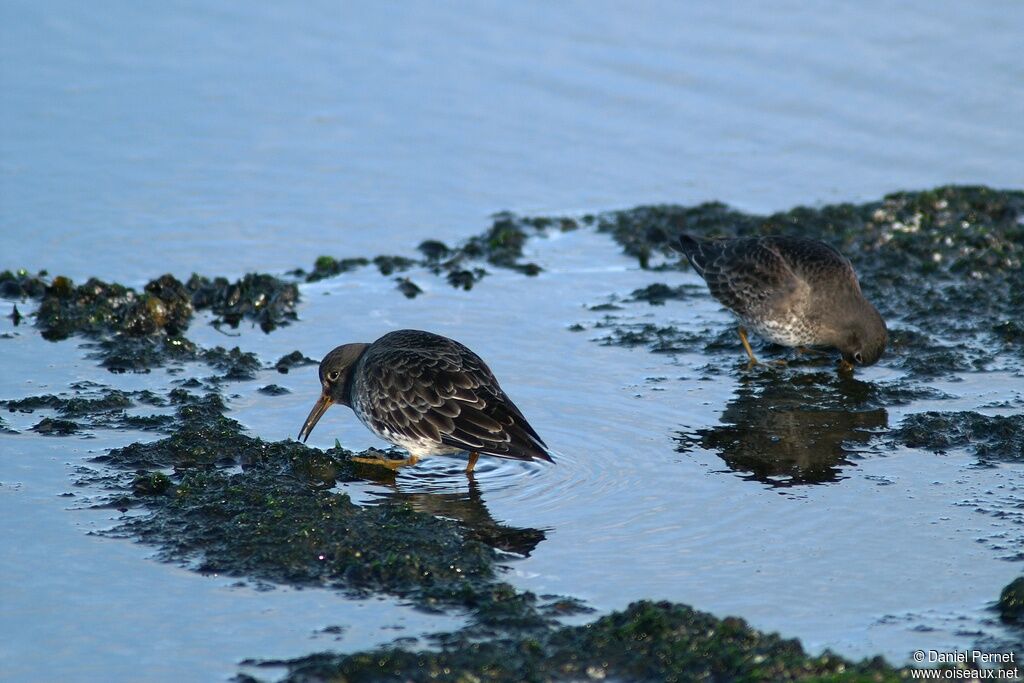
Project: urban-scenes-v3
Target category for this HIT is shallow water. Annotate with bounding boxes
[2,2,1023,681]
[3,0,1023,283]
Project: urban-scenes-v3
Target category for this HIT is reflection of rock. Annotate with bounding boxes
[679,371,888,486]
[385,480,547,557]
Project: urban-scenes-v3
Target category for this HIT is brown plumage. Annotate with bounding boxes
[298,329,553,472]
[676,234,887,369]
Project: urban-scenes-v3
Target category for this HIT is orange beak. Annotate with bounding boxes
[298,392,333,442]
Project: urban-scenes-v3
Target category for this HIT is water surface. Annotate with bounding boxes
[2,2,1023,681]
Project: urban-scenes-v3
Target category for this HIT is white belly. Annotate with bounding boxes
[745,315,818,347]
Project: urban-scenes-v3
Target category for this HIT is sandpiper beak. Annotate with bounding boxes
[298,392,333,442]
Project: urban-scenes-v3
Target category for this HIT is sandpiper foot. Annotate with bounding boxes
[738,326,760,365]
[351,454,419,470]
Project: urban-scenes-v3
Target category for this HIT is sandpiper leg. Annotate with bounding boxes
[466,451,480,473]
[838,359,854,373]
[738,327,759,364]
[351,453,419,470]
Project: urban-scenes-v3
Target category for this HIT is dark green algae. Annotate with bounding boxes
[295,210,560,295]
[999,578,1024,625]
[0,269,298,375]
[2,383,174,435]
[242,601,898,683]
[891,412,1024,463]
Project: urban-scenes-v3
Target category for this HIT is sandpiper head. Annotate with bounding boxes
[836,303,888,367]
[297,343,369,442]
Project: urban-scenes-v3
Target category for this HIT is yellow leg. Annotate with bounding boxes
[738,327,759,365]
[466,451,480,473]
[351,453,419,470]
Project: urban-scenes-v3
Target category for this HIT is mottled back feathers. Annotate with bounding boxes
[677,234,860,320]
[676,234,887,364]
[351,330,552,462]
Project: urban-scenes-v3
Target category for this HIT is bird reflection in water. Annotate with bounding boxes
[290,449,546,557]
[678,370,888,486]
[381,477,547,557]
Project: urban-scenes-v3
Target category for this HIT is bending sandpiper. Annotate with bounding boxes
[298,329,554,472]
[675,234,887,370]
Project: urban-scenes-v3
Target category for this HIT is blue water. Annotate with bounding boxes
[2,2,1023,681]
[2,0,1022,283]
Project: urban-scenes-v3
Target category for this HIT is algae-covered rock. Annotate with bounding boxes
[304,256,371,283]
[305,212,548,292]
[594,186,1024,279]
[373,255,418,276]
[132,472,172,496]
[250,600,900,683]
[628,282,701,306]
[395,277,423,299]
[892,411,1024,462]
[85,389,556,628]
[201,346,262,381]
[36,276,190,341]
[998,577,1024,624]
[31,417,80,436]
[2,384,174,433]
[275,350,318,374]
[186,272,299,332]
[0,269,50,300]
[128,467,496,592]
[112,438,566,627]
[15,270,289,374]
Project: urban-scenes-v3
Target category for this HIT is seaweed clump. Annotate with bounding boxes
[1,271,293,373]
[185,273,299,332]
[891,411,1024,463]
[246,600,899,683]
[998,577,1024,625]
[36,274,193,341]
[0,268,50,299]
[302,256,371,283]
[304,211,557,292]
[2,383,174,435]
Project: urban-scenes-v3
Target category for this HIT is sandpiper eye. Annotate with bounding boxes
[327,370,340,382]
[853,352,864,364]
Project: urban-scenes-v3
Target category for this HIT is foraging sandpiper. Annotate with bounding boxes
[298,329,554,472]
[675,234,887,370]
